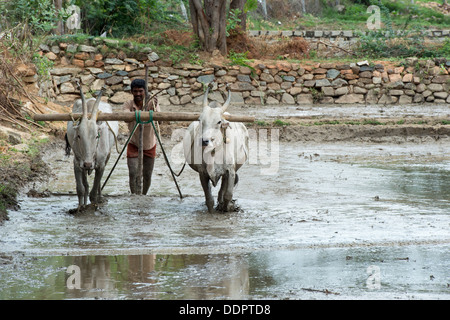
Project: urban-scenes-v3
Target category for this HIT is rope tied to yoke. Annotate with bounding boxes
[134,109,184,198]
[102,109,184,198]
[135,109,153,125]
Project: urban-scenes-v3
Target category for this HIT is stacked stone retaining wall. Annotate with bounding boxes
[22,39,450,109]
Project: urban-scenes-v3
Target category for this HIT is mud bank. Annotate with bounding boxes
[279,123,450,143]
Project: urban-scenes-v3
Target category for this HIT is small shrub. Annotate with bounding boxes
[228,50,254,70]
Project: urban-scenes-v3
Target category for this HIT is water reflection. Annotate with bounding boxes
[64,254,250,299]
[390,165,450,210]
[1,245,449,300]
[355,160,450,213]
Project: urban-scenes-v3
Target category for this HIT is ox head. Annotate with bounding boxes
[71,84,103,172]
[198,86,231,152]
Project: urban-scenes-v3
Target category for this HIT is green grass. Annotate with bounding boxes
[255,120,269,126]
[363,119,384,125]
[273,119,290,126]
[313,120,341,125]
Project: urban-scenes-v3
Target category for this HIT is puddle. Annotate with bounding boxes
[1,139,449,299]
[0,246,448,300]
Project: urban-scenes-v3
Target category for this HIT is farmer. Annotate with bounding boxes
[123,79,160,195]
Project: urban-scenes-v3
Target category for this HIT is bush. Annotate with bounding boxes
[357,28,436,58]
[72,0,187,37]
[356,2,449,58]
[0,0,66,34]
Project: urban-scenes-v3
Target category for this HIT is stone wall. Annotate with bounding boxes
[248,29,450,58]
[23,39,450,109]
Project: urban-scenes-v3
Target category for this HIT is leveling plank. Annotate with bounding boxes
[33,112,255,123]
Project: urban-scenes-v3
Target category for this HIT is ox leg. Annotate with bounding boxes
[222,171,235,212]
[199,173,214,213]
[217,173,239,211]
[217,175,228,212]
[90,167,104,205]
[74,165,88,211]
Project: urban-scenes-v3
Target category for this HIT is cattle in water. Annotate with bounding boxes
[65,87,118,212]
[183,87,249,213]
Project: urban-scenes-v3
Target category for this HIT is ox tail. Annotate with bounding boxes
[64,133,71,157]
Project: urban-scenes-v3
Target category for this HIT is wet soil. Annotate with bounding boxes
[0,103,449,299]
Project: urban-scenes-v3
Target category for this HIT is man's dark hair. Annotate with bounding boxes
[131,79,146,90]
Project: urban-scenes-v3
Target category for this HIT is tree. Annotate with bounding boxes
[229,0,258,31]
[230,0,246,31]
[53,0,64,35]
[188,0,227,55]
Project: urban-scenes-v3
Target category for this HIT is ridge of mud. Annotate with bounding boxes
[280,122,450,143]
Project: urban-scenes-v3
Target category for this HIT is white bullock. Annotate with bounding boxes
[183,87,249,213]
[66,88,118,212]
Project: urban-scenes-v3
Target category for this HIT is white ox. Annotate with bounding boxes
[183,87,249,213]
[65,89,118,212]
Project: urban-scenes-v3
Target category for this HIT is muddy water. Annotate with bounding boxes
[1,138,449,299]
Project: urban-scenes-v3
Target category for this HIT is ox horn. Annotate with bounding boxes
[222,89,231,112]
[203,86,210,109]
[77,81,88,119]
[90,87,104,121]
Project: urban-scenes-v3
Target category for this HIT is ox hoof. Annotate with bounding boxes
[68,204,97,214]
[205,200,215,213]
[68,206,84,214]
[216,200,240,213]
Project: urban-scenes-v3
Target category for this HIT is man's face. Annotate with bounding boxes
[131,87,145,104]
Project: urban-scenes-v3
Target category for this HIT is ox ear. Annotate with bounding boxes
[90,88,104,121]
[203,86,210,109]
[76,81,88,119]
[221,89,231,112]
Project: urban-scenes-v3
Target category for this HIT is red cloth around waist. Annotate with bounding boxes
[127,143,156,158]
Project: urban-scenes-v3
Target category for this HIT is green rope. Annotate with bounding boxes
[135,109,153,124]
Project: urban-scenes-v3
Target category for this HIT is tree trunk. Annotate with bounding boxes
[189,0,227,55]
[230,0,247,31]
[53,0,64,35]
[260,0,268,19]
[179,0,188,21]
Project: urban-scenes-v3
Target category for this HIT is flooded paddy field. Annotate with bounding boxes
[0,103,449,300]
[1,139,449,299]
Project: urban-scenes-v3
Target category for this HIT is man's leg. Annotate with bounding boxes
[142,156,155,195]
[127,157,139,194]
